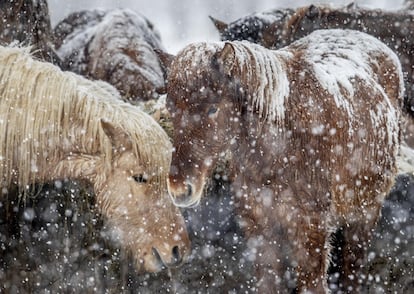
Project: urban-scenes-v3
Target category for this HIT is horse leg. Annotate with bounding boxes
[239,215,294,292]
[293,219,332,293]
[254,241,290,293]
[337,207,381,292]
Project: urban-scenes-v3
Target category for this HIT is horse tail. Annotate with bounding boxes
[397,110,414,174]
[397,140,414,174]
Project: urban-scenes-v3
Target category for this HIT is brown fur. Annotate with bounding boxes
[213,4,414,116]
[165,30,404,292]
[0,45,190,273]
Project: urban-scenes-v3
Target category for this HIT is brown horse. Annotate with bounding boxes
[163,30,404,292]
[0,45,190,273]
[211,4,414,115]
[53,8,166,102]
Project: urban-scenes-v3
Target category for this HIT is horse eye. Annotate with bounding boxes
[133,174,147,183]
[207,106,218,116]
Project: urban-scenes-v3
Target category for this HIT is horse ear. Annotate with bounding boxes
[154,48,175,76]
[305,4,320,19]
[209,16,229,34]
[101,119,132,153]
[217,42,236,76]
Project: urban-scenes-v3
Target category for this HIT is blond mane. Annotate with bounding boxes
[0,46,171,192]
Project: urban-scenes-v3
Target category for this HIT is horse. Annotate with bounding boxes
[0,45,190,273]
[162,29,405,292]
[210,4,414,116]
[53,8,166,102]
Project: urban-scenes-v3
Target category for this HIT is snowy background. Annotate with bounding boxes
[48,0,405,53]
[1,0,413,293]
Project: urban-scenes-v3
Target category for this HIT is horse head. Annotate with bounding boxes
[161,43,242,207]
[88,120,191,272]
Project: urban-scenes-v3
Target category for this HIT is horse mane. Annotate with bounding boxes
[228,41,291,124]
[0,45,171,192]
[171,41,291,125]
[175,33,404,128]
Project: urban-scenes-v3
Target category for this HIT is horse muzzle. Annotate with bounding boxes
[167,178,202,208]
[144,225,191,272]
[152,245,185,269]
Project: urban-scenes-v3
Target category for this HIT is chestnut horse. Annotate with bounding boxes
[163,30,404,292]
[210,4,414,115]
[0,45,190,273]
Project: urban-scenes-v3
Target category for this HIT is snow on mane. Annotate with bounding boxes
[230,41,291,124]
[174,41,291,124]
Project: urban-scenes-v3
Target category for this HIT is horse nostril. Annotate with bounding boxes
[169,182,200,207]
[171,245,182,266]
[151,247,166,270]
[186,184,192,198]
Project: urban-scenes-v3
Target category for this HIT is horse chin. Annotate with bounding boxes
[136,252,165,273]
[172,195,201,208]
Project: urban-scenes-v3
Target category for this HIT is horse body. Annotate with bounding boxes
[0,45,190,273]
[165,29,404,292]
[53,8,166,102]
[212,4,414,114]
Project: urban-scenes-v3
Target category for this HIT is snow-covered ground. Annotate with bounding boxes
[48,0,404,53]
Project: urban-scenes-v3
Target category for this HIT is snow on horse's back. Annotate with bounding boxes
[0,45,190,272]
[164,29,404,292]
[54,8,166,102]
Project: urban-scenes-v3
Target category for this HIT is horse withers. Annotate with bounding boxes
[162,29,405,292]
[0,46,190,273]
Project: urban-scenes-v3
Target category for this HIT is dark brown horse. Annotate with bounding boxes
[163,29,405,292]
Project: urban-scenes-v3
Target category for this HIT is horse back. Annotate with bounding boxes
[280,30,403,217]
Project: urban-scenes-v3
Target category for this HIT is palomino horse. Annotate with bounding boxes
[163,29,404,292]
[53,8,166,102]
[0,45,190,273]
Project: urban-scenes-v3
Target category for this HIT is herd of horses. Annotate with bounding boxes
[1,2,414,293]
